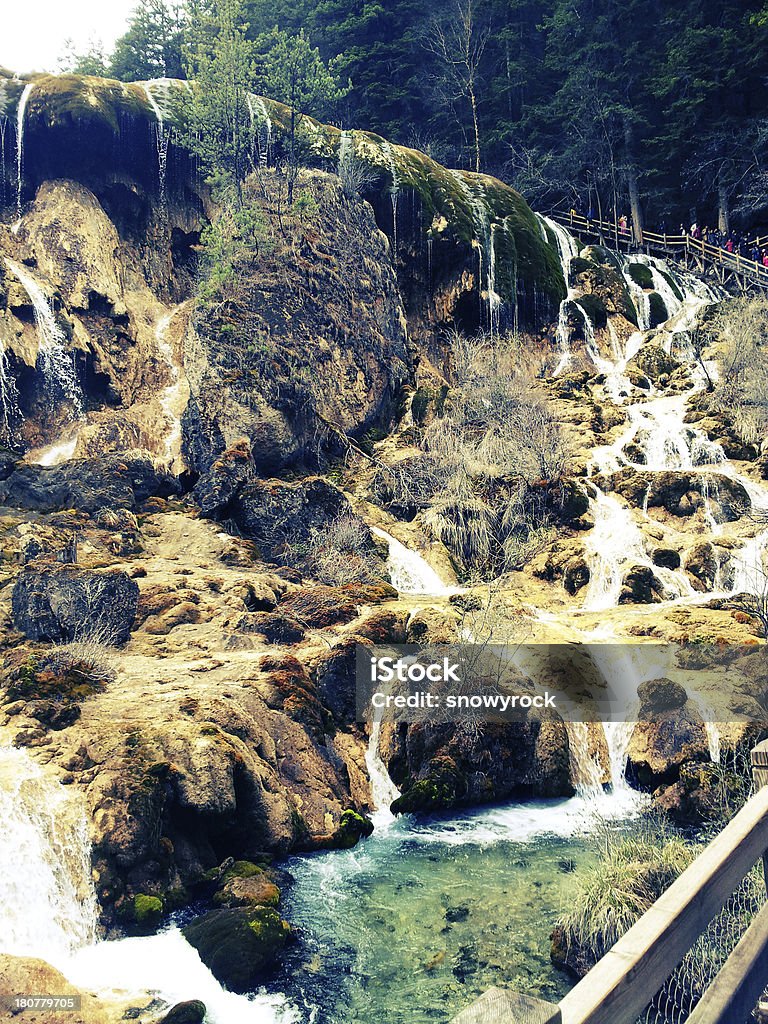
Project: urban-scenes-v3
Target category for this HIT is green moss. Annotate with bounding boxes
[626,262,654,290]
[333,809,375,848]
[657,267,684,302]
[133,893,164,925]
[569,256,592,276]
[574,294,607,329]
[648,291,668,328]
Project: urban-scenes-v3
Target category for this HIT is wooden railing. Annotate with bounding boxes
[450,740,768,1024]
[547,210,768,291]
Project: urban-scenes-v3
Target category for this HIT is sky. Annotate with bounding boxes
[1,0,137,74]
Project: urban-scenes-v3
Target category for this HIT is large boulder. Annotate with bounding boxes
[387,714,574,815]
[231,476,362,560]
[11,564,139,643]
[0,456,180,513]
[625,679,709,788]
[182,907,292,991]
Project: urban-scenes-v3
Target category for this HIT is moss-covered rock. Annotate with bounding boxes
[159,1002,207,1024]
[332,809,375,848]
[132,893,164,930]
[182,907,292,992]
[648,291,668,328]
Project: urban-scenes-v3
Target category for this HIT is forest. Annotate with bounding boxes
[62,0,768,239]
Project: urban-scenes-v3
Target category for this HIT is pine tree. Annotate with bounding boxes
[110,0,187,81]
[182,0,255,203]
[256,27,348,202]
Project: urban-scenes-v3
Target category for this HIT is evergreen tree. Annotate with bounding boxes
[256,27,348,202]
[182,0,256,202]
[110,0,187,81]
[59,38,110,77]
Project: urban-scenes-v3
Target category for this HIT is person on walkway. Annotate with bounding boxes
[762,250,768,268]
[619,214,628,235]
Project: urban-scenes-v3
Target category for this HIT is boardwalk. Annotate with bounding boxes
[547,210,768,295]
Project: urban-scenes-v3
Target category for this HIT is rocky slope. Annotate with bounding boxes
[1,67,768,1022]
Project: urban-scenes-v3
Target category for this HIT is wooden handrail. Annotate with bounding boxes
[547,211,768,288]
[558,785,768,1024]
[449,740,768,1024]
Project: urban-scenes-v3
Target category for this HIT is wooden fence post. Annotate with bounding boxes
[751,740,768,897]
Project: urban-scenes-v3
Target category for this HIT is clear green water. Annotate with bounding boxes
[279,798,638,1023]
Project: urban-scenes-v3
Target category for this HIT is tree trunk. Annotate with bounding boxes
[718,180,730,235]
[623,122,643,244]
[470,89,481,173]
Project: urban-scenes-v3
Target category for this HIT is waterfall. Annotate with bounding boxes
[370,526,454,596]
[451,170,503,333]
[538,215,581,373]
[247,94,272,167]
[566,723,605,800]
[0,745,99,962]
[0,334,20,441]
[142,80,173,203]
[582,486,646,611]
[381,141,400,254]
[15,81,34,222]
[364,715,401,829]
[156,307,186,470]
[0,741,296,1023]
[4,259,83,415]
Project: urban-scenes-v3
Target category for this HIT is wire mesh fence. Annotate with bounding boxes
[636,864,766,1024]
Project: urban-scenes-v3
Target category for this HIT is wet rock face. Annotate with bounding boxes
[386,714,574,814]
[626,681,709,788]
[620,564,663,604]
[12,564,139,643]
[182,175,412,475]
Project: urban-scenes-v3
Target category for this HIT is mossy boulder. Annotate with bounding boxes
[159,1002,206,1024]
[648,291,668,328]
[132,893,164,931]
[626,262,654,290]
[213,863,280,909]
[182,907,292,992]
[332,809,375,848]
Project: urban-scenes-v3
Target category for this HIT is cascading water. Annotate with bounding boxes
[142,80,174,203]
[370,526,455,596]
[380,141,400,254]
[14,81,34,223]
[156,306,187,469]
[4,258,83,415]
[0,744,99,962]
[364,713,401,829]
[538,215,581,373]
[0,740,297,1024]
[451,170,503,335]
[247,94,273,167]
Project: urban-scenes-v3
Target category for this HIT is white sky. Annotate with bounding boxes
[1,0,137,74]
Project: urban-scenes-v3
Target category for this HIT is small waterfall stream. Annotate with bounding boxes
[14,81,33,223]
[142,80,174,203]
[4,258,84,418]
[156,305,188,470]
